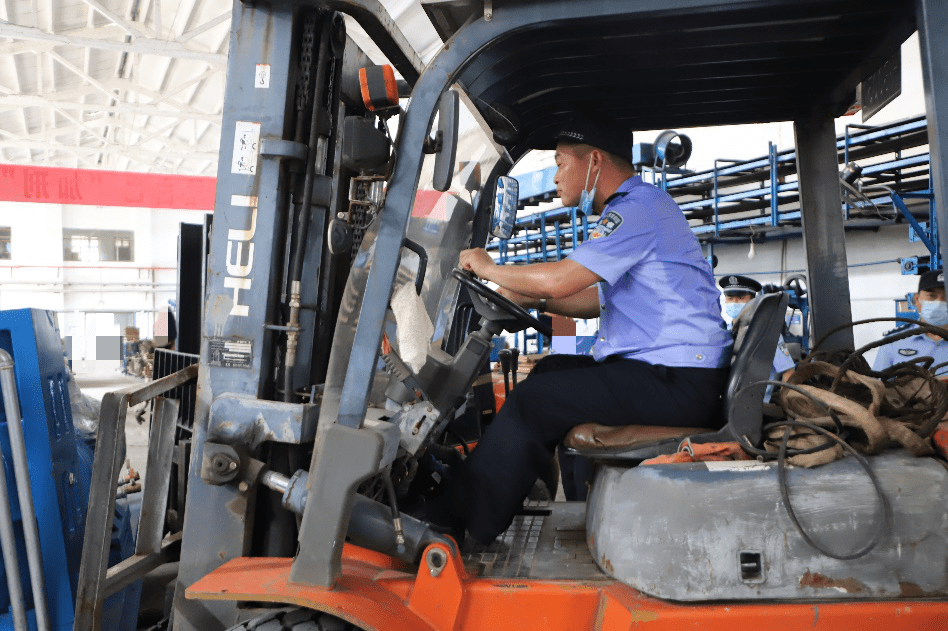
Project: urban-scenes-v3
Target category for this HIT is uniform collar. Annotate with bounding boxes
[603,175,642,206]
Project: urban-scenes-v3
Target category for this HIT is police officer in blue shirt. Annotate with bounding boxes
[874,269,948,376]
[429,114,733,545]
[719,275,796,399]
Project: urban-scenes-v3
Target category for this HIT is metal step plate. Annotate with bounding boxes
[462,501,604,581]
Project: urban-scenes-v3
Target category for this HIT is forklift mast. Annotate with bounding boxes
[173,2,427,627]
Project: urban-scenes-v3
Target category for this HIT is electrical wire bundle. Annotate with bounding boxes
[779,317,948,461]
[734,316,948,559]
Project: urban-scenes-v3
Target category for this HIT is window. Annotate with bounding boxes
[0,227,9,260]
[115,237,132,261]
[63,229,134,262]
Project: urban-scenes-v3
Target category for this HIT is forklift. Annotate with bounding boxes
[161,1,948,629]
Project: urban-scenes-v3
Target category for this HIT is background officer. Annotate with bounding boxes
[429,114,733,545]
[874,269,948,376]
[719,274,795,400]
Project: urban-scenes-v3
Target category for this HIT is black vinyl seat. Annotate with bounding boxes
[563,292,789,462]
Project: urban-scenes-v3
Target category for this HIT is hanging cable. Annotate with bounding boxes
[774,419,889,560]
[734,379,890,560]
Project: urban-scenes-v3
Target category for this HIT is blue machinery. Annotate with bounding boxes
[492,114,939,353]
[0,307,196,631]
[0,309,139,630]
[0,309,148,631]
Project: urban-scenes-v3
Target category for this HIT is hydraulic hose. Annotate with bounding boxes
[284,14,342,402]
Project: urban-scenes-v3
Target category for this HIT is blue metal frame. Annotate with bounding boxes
[0,309,84,631]
[892,191,941,269]
[0,309,139,631]
[491,114,935,261]
[489,115,936,354]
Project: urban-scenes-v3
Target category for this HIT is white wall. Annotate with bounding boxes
[0,203,65,312]
[0,203,208,371]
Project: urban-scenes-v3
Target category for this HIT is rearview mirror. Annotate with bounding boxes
[432,90,459,192]
[491,176,518,240]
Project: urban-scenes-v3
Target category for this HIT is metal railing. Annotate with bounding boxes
[152,349,199,532]
[73,363,198,631]
[488,115,933,262]
[153,349,200,429]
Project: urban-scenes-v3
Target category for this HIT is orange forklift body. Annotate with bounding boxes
[188,544,948,631]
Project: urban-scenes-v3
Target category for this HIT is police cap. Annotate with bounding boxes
[718,274,762,296]
[919,269,945,292]
[550,114,633,162]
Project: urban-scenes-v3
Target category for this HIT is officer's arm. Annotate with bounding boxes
[498,286,601,319]
[459,248,601,300]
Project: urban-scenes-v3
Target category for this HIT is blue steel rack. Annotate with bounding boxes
[490,115,937,356]
[491,114,936,269]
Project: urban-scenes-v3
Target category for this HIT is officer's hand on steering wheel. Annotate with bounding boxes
[453,269,553,337]
[458,248,495,278]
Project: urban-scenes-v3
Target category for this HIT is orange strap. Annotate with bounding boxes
[933,422,948,459]
[642,439,752,465]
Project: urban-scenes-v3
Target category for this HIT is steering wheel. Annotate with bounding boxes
[452,269,553,337]
[784,274,808,298]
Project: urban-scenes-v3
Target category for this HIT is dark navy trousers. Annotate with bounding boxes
[450,354,729,543]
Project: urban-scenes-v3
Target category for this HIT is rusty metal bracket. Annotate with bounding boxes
[74,363,198,631]
[200,443,242,485]
[105,532,183,599]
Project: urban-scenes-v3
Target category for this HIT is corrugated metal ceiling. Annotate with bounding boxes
[0,0,443,175]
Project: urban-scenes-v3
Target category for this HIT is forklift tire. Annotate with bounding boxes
[226,608,358,631]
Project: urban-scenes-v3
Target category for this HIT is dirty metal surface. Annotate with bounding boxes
[588,451,948,602]
[462,501,604,581]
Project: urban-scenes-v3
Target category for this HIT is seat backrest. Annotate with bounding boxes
[724,292,789,446]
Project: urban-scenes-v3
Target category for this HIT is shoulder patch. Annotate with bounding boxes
[589,210,623,240]
[898,348,918,356]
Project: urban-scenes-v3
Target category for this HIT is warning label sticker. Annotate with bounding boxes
[208,337,253,369]
[231,121,260,175]
[255,64,271,89]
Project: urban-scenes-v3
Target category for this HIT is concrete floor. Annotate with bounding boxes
[74,365,152,487]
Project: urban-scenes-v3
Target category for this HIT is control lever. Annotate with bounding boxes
[509,347,520,387]
[498,349,512,397]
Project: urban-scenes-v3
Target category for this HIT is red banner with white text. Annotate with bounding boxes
[0,164,216,210]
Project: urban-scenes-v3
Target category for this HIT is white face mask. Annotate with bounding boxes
[920,300,948,327]
[577,154,601,216]
[724,302,745,320]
